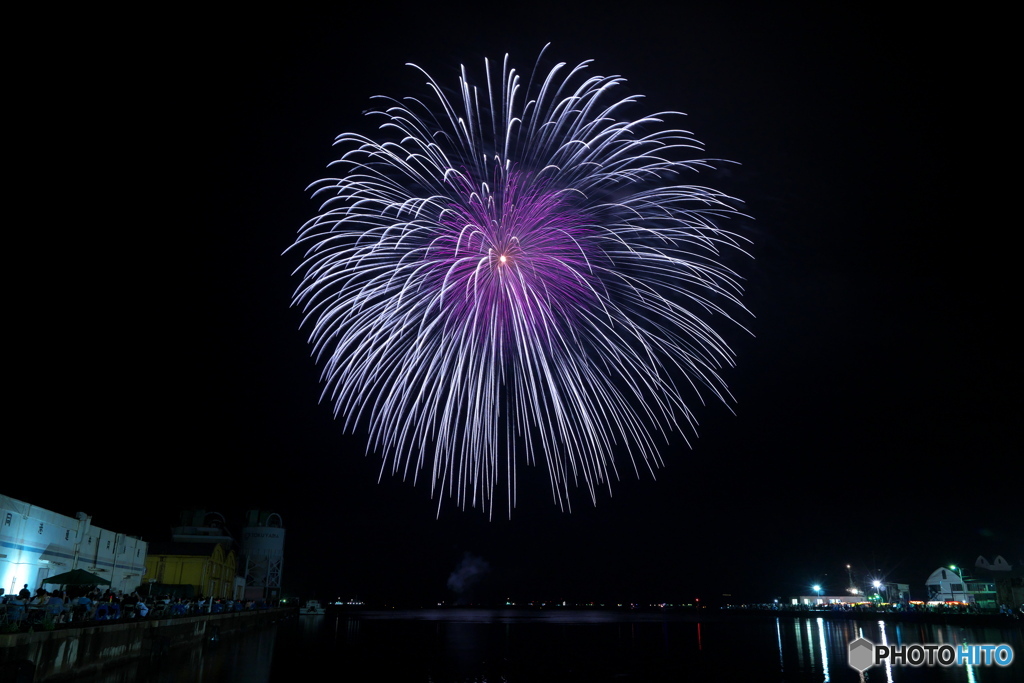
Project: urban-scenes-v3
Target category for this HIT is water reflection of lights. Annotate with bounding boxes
[806,619,815,669]
[794,617,804,670]
[878,620,894,683]
[816,617,830,683]
[856,625,872,683]
[776,618,783,673]
[764,616,1018,681]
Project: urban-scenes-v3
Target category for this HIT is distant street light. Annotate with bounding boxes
[813,584,822,604]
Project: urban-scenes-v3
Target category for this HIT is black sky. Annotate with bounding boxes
[13,2,1018,605]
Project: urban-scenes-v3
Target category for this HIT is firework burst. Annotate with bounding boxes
[291,49,750,516]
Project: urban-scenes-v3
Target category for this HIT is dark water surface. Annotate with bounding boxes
[83,609,1023,682]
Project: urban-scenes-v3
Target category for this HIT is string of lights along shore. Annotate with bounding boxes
[290,47,751,517]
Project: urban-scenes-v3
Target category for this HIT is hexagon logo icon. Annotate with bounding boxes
[848,637,875,672]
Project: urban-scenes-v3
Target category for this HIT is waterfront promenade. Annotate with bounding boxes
[0,606,294,682]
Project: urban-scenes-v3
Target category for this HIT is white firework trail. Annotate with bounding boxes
[290,47,751,517]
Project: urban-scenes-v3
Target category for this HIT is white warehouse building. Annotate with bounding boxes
[0,495,147,595]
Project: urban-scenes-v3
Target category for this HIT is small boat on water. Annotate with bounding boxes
[300,599,327,616]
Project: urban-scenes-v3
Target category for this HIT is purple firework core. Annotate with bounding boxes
[431,171,598,348]
[292,51,749,517]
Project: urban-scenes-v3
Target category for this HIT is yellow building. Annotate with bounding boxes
[143,542,240,599]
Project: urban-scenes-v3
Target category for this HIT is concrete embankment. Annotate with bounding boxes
[0,607,294,682]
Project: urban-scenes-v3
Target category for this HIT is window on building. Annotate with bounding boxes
[39,523,44,534]
[951,583,964,592]
[65,530,70,540]
[4,513,10,526]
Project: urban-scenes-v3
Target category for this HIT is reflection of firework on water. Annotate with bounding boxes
[291,48,750,516]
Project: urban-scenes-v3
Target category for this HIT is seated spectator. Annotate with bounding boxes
[46,593,65,620]
[6,598,26,623]
[72,595,91,621]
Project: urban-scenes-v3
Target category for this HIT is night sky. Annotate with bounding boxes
[15,3,1017,606]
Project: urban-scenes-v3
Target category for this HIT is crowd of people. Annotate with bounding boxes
[0,584,276,628]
